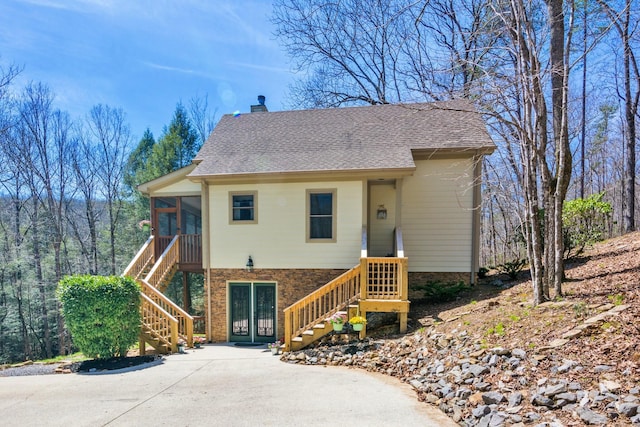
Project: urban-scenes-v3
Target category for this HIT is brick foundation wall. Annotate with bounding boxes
[205,268,346,342]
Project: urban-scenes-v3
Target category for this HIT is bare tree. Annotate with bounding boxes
[272,0,415,107]
[68,129,101,275]
[189,94,218,145]
[596,0,639,233]
[86,104,132,274]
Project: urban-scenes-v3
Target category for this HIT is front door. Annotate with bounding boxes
[229,282,276,343]
[369,182,396,256]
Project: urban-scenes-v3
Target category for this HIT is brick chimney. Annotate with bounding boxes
[250,95,268,112]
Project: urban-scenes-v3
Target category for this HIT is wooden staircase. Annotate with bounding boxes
[284,257,409,352]
[123,235,194,354]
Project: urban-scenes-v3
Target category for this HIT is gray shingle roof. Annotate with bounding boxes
[189,100,494,178]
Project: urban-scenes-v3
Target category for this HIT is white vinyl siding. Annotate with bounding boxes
[209,181,363,269]
[401,158,475,272]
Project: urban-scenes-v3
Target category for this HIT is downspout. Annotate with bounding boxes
[201,180,212,340]
[471,154,482,285]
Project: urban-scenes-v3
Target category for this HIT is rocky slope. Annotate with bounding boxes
[283,232,640,426]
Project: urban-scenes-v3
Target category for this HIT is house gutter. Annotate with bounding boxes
[470,153,482,285]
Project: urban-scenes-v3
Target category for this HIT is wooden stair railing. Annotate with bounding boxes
[145,235,179,292]
[139,292,179,354]
[284,265,361,351]
[140,280,193,348]
[123,236,154,279]
[123,235,193,354]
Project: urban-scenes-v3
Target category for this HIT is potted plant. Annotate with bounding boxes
[177,338,187,354]
[327,312,347,331]
[349,315,367,332]
[193,336,206,348]
[267,340,281,355]
[138,219,151,233]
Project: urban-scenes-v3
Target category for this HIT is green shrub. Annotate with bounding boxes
[563,192,612,257]
[497,259,527,280]
[413,280,470,303]
[57,275,141,359]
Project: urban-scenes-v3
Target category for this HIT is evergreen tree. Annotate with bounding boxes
[123,128,155,193]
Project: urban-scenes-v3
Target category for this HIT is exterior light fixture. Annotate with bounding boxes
[246,256,254,272]
[377,205,387,220]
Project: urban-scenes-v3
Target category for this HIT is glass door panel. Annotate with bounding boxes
[254,283,276,342]
[229,283,251,342]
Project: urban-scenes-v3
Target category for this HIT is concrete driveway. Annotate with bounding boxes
[0,344,456,426]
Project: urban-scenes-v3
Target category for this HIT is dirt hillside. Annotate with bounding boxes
[288,231,640,426]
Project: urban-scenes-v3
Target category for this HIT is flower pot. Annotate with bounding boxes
[351,323,364,331]
[271,347,279,355]
[332,323,344,332]
[178,345,186,354]
[194,343,201,349]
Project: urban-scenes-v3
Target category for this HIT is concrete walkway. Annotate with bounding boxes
[0,344,456,426]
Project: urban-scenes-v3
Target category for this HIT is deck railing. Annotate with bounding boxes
[284,265,361,350]
[180,234,202,265]
[361,257,408,300]
[146,235,179,289]
[123,236,154,279]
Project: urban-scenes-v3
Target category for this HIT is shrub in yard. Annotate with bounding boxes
[57,275,141,359]
[412,281,470,303]
[497,259,527,280]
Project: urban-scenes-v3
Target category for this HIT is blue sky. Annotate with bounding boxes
[0,0,296,140]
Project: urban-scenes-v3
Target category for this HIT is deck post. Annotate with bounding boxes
[398,312,407,333]
[360,257,368,299]
[139,336,146,356]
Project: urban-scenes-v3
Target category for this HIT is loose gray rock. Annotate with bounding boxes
[472,404,492,418]
[617,402,639,417]
[468,364,490,377]
[531,394,555,407]
[475,381,492,391]
[409,379,424,391]
[489,411,507,426]
[511,348,527,359]
[491,347,510,356]
[555,392,577,403]
[508,391,523,407]
[483,391,506,405]
[577,407,608,425]
[543,383,568,397]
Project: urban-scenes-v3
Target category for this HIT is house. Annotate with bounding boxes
[125,98,495,352]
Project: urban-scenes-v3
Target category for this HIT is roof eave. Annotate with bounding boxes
[187,167,416,185]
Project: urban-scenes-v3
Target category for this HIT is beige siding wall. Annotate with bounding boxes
[149,178,201,196]
[208,180,363,269]
[402,158,475,272]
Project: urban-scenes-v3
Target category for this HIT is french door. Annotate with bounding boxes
[228,282,276,343]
